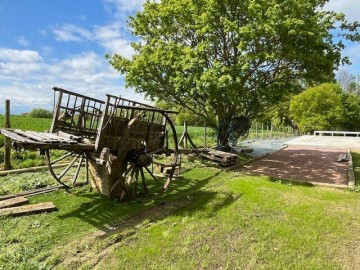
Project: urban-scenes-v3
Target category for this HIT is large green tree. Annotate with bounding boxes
[108,0,359,147]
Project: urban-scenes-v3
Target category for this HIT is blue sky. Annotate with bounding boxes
[0,0,359,114]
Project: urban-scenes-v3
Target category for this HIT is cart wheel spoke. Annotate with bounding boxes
[45,150,89,188]
[133,168,139,197]
[73,155,84,186]
[58,155,78,180]
[140,167,148,195]
[144,166,158,182]
[85,153,89,184]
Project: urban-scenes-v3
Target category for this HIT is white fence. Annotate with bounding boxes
[314,131,360,137]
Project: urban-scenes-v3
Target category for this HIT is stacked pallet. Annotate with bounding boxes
[200,149,238,167]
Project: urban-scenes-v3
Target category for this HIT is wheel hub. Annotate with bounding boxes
[126,149,152,167]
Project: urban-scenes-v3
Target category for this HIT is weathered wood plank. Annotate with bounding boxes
[0,187,61,201]
[25,131,56,142]
[57,131,81,141]
[0,197,29,209]
[0,129,36,143]
[13,129,46,142]
[0,202,57,217]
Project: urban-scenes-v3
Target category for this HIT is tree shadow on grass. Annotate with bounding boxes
[58,169,241,233]
[43,169,242,268]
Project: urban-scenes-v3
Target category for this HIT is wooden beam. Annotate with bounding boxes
[0,162,71,176]
[0,202,57,217]
[4,99,11,170]
[0,187,61,201]
[0,197,29,209]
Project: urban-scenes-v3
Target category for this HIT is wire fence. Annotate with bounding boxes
[245,122,298,141]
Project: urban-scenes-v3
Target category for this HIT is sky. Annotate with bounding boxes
[0,0,359,114]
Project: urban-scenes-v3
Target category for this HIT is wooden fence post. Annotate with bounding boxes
[204,122,207,148]
[184,121,188,149]
[4,99,11,170]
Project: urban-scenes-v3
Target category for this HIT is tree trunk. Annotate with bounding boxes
[216,117,231,152]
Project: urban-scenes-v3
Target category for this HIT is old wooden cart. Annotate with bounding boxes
[1,87,179,199]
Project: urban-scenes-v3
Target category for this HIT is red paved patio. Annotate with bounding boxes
[243,146,349,186]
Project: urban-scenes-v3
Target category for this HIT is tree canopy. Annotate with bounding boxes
[290,84,344,133]
[108,0,359,145]
[290,83,360,133]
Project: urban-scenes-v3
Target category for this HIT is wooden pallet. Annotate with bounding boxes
[200,149,238,166]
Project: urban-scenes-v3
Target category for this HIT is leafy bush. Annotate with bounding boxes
[290,83,360,134]
[28,108,53,118]
[290,84,345,133]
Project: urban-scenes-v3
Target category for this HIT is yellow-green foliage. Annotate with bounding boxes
[290,83,345,133]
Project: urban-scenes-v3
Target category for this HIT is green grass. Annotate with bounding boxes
[1,166,360,269]
[0,115,52,132]
[351,150,360,187]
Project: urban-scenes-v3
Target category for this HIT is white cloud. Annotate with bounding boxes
[103,0,145,13]
[0,49,139,112]
[325,0,360,22]
[93,24,134,56]
[18,36,30,47]
[0,48,42,62]
[51,23,134,57]
[0,62,42,75]
[100,38,133,56]
[52,24,92,42]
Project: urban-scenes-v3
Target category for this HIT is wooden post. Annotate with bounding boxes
[184,121,188,149]
[204,122,207,148]
[4,100,11,170]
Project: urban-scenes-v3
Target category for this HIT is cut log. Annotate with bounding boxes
[0,202,57,217]
[0,197,29,209]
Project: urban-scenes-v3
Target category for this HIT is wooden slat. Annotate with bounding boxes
[0,202,57,217]
[0,187,61,201]
[26,131,59,142]
[0,129,36,143]
[41,132,70,142]
[13,129,47,142]
[56,131,80,142]
[0,197,29,209]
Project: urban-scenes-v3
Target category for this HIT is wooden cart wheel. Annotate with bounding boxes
[111,111,179,199]
[44,149,89,188]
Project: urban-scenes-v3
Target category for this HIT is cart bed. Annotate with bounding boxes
[0,128,94,151]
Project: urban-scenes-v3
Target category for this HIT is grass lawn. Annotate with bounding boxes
[1,165,360,269]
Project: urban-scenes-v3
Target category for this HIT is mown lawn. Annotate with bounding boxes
[1,166,360,269]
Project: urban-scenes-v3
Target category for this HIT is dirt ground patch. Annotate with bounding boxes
[243,146,349,186]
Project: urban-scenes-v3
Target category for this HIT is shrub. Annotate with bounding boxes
[290,84,345,134]
[28,108,53,118]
